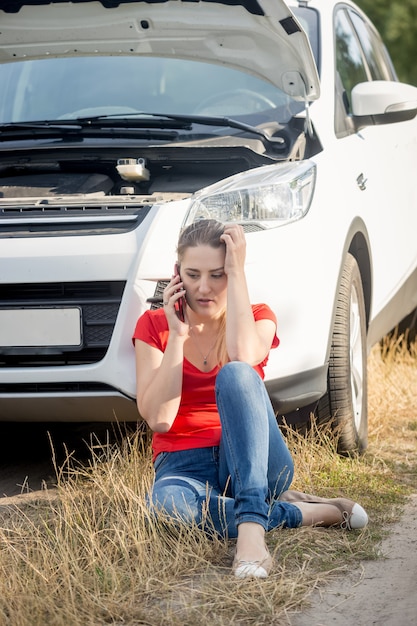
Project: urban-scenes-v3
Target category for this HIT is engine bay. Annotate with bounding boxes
[0,146,278,202]
[0,114,321,205]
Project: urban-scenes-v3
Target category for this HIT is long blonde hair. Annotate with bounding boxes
[177,219,229,366]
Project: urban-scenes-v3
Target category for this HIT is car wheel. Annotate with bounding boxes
[316,253,368,455]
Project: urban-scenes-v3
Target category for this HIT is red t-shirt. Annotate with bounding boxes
[133,304,279,460]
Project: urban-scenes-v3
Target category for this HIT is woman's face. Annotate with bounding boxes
[179,244,227,318]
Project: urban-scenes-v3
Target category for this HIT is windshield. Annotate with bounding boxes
[0,55,303,127]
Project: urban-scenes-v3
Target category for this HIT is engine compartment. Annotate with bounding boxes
[0,146,277,202]
[0,172,114,198]
[0,115,321,203]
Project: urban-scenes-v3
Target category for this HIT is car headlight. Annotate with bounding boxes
[184,160,316,229]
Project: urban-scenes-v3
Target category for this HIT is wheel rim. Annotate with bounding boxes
[350,285,364,432]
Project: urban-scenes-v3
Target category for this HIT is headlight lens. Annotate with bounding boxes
[184,160,316,228]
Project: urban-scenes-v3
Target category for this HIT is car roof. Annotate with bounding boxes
[0,0,320,101]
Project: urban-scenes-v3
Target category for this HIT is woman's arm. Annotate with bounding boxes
[221,224,276,364]
[135,273,188,432]
[135,334,186,432]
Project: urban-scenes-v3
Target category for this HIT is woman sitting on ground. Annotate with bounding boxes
[133,218,368,579]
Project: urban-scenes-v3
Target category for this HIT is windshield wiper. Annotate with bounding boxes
[0,113,286,147]
[80,111,286,147]
[0,120,180,141]
[0,121,84,131]
[154,113,286,146]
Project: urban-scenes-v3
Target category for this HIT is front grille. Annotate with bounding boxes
[0,203,151,237]
[0,281,125,366]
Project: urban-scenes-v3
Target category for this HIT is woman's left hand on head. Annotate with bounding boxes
[220,223,246,275]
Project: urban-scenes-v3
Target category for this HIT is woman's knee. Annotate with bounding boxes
[216,361,259,392]
[150,476,206,524]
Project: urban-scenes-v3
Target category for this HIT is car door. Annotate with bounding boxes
[334,4,417,339]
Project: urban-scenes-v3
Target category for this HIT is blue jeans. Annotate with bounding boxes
[150,362,302,538]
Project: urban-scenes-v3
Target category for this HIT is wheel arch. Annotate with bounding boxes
[347,227,372,329]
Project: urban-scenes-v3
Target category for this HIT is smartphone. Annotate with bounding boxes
[174,263,185,322]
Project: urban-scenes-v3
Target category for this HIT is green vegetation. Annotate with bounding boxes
[357,0,417,85]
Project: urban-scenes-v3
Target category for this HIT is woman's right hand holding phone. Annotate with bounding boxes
[162,272,188,335]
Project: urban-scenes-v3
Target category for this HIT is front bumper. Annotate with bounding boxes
[0,197,339,422]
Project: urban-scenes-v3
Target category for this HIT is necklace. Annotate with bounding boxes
[189,326,218,366]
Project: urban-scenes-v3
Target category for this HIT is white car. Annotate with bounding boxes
[0,0,416,454]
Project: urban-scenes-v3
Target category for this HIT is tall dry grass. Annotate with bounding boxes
[368,336,417,478]
[0,338,415,625]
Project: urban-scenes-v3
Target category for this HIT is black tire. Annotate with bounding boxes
[316,253,368,455]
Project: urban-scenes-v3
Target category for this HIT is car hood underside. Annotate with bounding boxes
[0,0,319,101]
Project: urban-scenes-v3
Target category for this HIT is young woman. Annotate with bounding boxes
[133,219,368,579]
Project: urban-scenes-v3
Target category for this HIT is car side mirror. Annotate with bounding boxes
[351,80,417,130]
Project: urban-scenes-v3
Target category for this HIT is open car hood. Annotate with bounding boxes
[0,0,319,101]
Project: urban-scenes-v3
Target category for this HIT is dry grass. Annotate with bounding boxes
[0,337,416,625]
[368,336,417,482]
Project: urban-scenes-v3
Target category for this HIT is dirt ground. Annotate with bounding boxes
[288,493,417,626]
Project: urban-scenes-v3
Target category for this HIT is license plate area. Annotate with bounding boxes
[0,307,82,349]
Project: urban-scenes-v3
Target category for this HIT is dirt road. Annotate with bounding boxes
[288,493,417,626]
